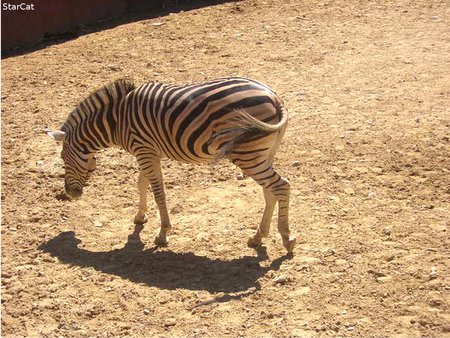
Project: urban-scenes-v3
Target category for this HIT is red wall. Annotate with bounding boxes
[1,0,160,53]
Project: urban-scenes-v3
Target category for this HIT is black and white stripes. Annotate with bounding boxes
[47,77,296,253]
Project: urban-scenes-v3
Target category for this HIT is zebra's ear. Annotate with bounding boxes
[45,128,66,142]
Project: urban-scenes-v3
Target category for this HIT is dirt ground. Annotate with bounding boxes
[1,0,449,336]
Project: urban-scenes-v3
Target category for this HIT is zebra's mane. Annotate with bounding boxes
[63,79,136,129]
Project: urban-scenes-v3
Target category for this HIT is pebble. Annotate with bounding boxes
[371,167,383,174]
[170,204,183,214]
[143,309,150,315]
[163,318,176,327]
[293,286,310,295]
[335,259,347,266]
[236,173,245,180]
[322,248,335,257]
[383,227,392,236]
[344,187,355,195]
[368,191,377,199]
[430,267,438,279]
[1,272,11,278]
[377,276,392,283]
[354,166,368,174]
[311,149,323,156]
[273,275,292,285]
[93,220,103,227]
[329,195,341,203]
[292,160,300,167]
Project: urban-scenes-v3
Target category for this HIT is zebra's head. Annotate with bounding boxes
[46,129,96,199]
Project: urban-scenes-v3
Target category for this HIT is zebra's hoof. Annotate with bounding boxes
[154,235,168,247]
[133,213,148,224]
[247,236,262,248]
[283,236,296,253]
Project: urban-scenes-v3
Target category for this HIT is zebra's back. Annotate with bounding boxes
[120,77,285,163]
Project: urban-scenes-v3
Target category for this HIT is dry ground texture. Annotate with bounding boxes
[1,0,449,336]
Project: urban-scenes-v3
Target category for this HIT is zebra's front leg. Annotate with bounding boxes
[143,161,172,247]
[134,171,149,224]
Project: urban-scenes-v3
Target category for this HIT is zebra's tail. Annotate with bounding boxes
[211,105,288,159]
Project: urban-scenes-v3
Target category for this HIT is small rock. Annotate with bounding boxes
[171,204,183,214]
[1,272,11,278]
[329,195,341,203]
[383,227,392,236]
[293,286,310,295]
[107,64,121,71]
[322,248,335,257]
[292,160,300,167]
[430,267,438,279]
[368,191,377,199]
[311,149,322,156]
[377,276,392,283]
[344,187,355,195]
[273,275,292,285]
[346,325,355,331]
[143,309,150,315]
[335,259,347,266]
[236,173,246,180]
[428,299,442,307]
[163,318,176,327]
[36,160,44,166]
[354,166,368,174]
[93,220,103,227]
[371,167,383,174]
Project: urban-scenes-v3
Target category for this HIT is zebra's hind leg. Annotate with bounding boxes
[233,156,296,253]
[134,171,149,224]
[247,189,276,248]
[273,176,296,253]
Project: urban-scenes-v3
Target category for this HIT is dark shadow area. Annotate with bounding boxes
[2,0,240,59]
[39,224,291,294]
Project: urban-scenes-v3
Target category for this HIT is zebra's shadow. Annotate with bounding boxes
[39,224,291,294]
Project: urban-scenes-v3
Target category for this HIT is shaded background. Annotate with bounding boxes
[1,0,236,55]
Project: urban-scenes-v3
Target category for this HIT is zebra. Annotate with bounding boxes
[46,77,296,253]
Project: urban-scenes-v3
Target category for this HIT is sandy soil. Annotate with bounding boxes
[1,0,449,336]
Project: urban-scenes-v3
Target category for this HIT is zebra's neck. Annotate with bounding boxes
[62,79,136,153]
